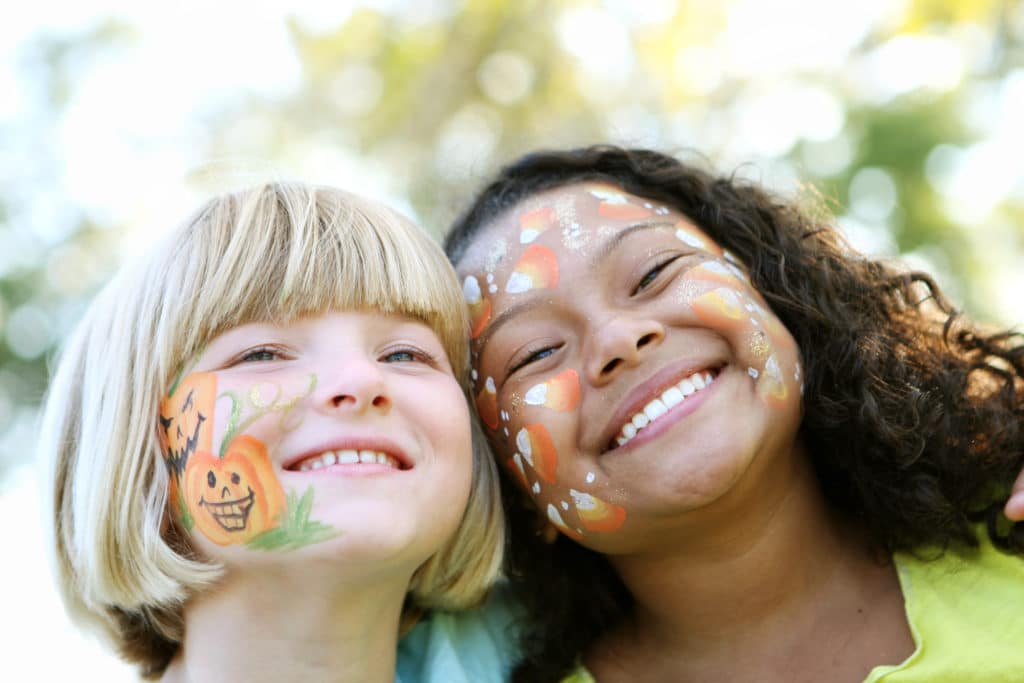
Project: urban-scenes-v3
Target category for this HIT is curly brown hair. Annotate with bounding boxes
[444,145,1024,682]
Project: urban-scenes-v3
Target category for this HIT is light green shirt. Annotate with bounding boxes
[564,534,1024,682]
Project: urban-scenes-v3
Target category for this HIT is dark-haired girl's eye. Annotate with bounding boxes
[509,344,560,376]
[633,255,682,295]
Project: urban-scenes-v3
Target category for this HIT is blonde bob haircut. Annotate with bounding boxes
[41,183,504,678]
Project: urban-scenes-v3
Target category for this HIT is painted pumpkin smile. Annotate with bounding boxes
[198,486,256,532]
[184,436,286,545]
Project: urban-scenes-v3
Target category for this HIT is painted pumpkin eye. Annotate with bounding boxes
[207,471,216,488]
[231,472,241,485]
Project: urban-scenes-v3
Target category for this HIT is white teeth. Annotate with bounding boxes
[643,399,668,421]
[296,449,399,470]
[613,369,717,448]
[662,387,684,408]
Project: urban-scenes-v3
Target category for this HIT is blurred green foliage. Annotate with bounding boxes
[3,0,1023,481]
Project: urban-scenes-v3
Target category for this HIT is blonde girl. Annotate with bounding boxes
[42,183,504,681]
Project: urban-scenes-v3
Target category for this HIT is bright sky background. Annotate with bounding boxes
[3,1,1022,678]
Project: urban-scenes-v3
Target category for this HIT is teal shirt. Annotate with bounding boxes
[397,585,522,683]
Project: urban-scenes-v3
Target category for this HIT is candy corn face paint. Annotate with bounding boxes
[456,183,803,553]
[506,244,559,293]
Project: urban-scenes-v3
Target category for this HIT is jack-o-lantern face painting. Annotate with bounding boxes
[160,362,336,551]
[158,371,217,518]
[184,435,285,546]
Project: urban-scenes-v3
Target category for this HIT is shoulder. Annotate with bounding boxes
[873,537,1024,681]
[397,583,524,683]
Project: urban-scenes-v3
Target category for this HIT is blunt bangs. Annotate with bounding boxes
[158,184,470,382]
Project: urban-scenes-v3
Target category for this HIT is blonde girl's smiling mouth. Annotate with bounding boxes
[283,438,413,475]
[291,449,404,472]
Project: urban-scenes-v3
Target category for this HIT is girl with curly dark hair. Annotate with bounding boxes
[443,145,1024,682]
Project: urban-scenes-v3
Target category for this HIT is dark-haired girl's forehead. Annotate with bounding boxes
[457,182,704,270]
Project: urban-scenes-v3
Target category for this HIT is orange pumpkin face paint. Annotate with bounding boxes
[159,372,217,478]
[159,372,218,520]
[184,435,286,546]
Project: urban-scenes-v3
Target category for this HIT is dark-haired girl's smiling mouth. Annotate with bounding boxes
[608,366,722,451]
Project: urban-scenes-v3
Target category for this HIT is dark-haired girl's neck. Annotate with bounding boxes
[590,446,914,683]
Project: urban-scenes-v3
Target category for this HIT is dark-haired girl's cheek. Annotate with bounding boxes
[522,369,581,411]
[482,364,627,542]
[680,258,803,408]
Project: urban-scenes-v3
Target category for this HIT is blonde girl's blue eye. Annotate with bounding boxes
[233,346,283,364]
[382,346,439,365]
[242,349,277,362]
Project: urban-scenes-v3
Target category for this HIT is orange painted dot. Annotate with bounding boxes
[757,354,789,407]
[506,244,559,293]
[691,287,746,324]
[516,423,558,483]
[598,201,652,220]
[524,369,580,411]
[519,206,557,243]
[475,377,499,429]
[570,489,626,532]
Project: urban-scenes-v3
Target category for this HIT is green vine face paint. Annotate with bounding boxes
[158,311,474,563]
[458,183,804,553]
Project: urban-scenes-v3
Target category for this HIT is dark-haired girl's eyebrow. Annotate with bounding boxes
[476,221,680,352]
[588,221,678,264]
[475,297,543,353]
